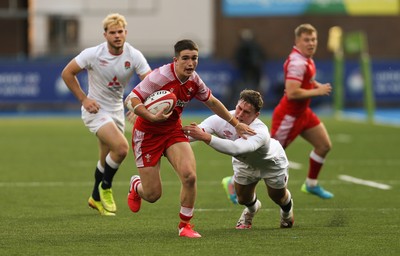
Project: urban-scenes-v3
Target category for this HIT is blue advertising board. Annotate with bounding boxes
[345,60,400,103]
[265,59,400,108]
[222,0,309,17]
[1,59,399,111]
[222,0,399,17]
[0,59,236,111]
[0,60,88,104]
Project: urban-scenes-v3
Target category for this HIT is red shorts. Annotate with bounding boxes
[132,128,189,167]
[271,107,320,149]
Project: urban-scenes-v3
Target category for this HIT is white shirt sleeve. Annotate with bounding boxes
[187,114,219,143]
[198,114,221,135]
[208,134,263,156]
[75,46,96,69]
[126,43,151,76]
[208,123,268,156]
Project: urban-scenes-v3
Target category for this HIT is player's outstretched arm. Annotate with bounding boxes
[182,123,261,156]
[203,95,255,139]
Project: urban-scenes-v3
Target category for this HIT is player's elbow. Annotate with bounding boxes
[286,91,301,100]
[61,68,69,81]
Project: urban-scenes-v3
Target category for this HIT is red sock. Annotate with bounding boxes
[179,207,194,228]
[133,179,141,193]
[308,158,322,179]
[308,151,324,179]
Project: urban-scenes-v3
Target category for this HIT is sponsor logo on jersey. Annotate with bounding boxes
[176,99,189,108]
[99,59,108,66]
[186,86,193,96]
[108,76,122,92]
[223,130,234,139]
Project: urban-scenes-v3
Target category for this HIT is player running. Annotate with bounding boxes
[62,13,151,216]
[125,39,256,238]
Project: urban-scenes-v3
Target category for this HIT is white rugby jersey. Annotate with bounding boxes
[75,42,151,111]
[198,111,289,174]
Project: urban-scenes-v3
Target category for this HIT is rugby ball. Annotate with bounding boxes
[144,90,177,114]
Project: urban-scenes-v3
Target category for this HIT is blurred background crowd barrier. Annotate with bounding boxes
[1,59,400,112]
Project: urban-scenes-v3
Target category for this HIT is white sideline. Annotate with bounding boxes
[0,177,396,188]
[288,161,302,170]
[196,207,399,212]
[338,174,392,190]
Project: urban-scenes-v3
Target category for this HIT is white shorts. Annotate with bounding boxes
[81,107,125,134]
[233,162,289,189]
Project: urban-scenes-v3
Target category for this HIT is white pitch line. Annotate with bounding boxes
[338,174,392,190]
[0,177,396,188]
[288,161,302,170]
[196,207,399,212]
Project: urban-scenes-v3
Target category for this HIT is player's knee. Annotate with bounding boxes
[315,141,332,156]
[236,197,246,205]
[115,142,129,159]
[321,142,332,154]
[181,171,196,187]
[326,141,332,151]
[236,195,251,205]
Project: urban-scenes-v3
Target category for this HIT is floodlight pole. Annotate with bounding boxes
[344,31,375,123]
[328,26,344,119]
[358,34,375,123]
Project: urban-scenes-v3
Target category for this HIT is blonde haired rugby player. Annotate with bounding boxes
[62,13,151,216]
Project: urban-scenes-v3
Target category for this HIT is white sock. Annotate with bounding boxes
[105,154,120,169]
[306,178,318,187]
[247,194,258,213]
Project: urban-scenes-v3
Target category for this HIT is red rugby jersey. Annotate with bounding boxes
[132,62,211,133]
[276,47,316,116]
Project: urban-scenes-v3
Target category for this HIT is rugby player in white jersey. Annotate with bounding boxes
[61,13,151,216]
[183,90,294,229]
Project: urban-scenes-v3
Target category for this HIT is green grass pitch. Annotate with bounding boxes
[0,114,399,255]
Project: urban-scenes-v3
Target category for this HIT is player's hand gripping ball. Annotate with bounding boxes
[144,90,177,114]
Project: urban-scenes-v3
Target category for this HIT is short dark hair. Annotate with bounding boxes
[174,39,199,57]
[239,89,263,112]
